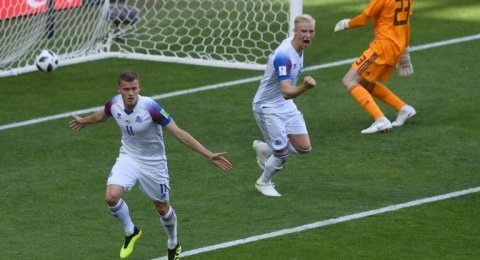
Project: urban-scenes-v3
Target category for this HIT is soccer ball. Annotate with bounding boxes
[35,49,59,73]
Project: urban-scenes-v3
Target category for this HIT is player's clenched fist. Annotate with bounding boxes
[303,76,316,89]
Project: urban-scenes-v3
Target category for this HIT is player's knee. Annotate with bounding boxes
[155,201,170,216]
[104,190,122,206]
[343,70,366,92]
[341,76,351,89]
[273,147,289,161]
[288,140,312,155]
[105,195,119,206]
[297,146,312,154]
[344,80,360,93]
[342,72,358,88]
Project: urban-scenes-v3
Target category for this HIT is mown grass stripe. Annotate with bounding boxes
[1,33,479,132]
[153,186,480,259]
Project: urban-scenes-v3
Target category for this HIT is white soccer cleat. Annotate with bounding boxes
[252,140,272,170]
[361,116,392,134]
[392,105,416,127]
[255,180,281,197]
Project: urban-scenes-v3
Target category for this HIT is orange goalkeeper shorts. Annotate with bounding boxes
[352,48,395,82]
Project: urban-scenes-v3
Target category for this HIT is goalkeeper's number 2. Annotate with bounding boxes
[394,0,411,26]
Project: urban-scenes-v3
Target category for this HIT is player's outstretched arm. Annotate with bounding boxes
[334,13,370,32]
[69,110,108,131]
[165,120,233,171]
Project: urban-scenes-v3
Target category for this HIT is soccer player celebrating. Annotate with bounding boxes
[334,0,416,134]
[252,14,316,197]
[69,70,233,259]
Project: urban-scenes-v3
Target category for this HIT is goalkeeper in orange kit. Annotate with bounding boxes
[334,0,416,134]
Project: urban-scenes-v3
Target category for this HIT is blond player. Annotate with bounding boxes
[334,0,416,134]
[252,14,316,197]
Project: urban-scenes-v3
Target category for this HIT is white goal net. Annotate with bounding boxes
[0,0,301,78]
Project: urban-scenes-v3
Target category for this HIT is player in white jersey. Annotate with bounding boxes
[252,14,316,197]
[69,70,232,260]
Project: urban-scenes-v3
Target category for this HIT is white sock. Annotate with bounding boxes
[109,198,135,235]
[160,206,178,249]
[259,155,285,184]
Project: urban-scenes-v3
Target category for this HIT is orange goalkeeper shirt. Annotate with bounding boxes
[351,0,412,65]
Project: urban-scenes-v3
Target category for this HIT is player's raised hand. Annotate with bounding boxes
[334,18,350,32]
[209,152,233,171]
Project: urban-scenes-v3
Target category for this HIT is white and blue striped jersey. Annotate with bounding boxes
[253,37,304,113]
[104,95,172,165]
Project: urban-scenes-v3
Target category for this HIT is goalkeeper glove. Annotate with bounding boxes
[334,19,350,32]
[397,48,414,77]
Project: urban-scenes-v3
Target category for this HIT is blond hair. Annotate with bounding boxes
[294,14,315,27]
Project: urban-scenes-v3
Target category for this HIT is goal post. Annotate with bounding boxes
[0,0,302,78]
[289,0,303,36]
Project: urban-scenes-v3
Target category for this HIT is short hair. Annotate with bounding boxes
[294,14,315,27]
[117,70,139,84]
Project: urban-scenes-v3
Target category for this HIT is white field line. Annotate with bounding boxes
[1,33,479,132]
[152,186,480,260]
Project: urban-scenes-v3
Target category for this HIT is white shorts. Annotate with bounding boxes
[107,153,170,202]
[253,108,308,151]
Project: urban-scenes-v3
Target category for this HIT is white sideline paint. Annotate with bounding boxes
[1,33,479,132]
[153,186,480,260]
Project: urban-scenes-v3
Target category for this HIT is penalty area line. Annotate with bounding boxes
[1,33,480,132]
[152,186,480,260]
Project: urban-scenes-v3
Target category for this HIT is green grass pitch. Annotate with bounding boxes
[0,0,479,259]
